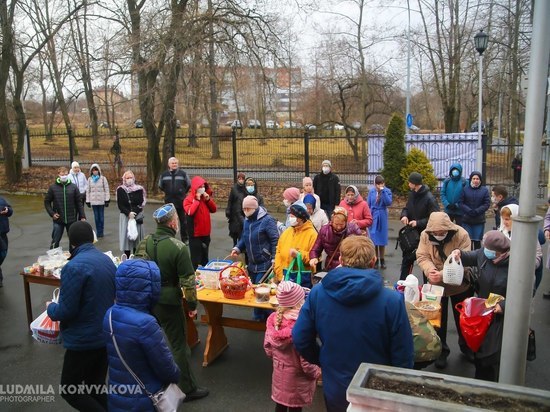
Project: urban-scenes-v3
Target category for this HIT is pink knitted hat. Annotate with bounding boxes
[283,187,300,202]
[276,281,305,308]
[242,195,259,210]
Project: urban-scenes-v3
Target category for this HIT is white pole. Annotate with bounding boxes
[405,0,411,135]
[476,53,483,172]
[499,0,550,385]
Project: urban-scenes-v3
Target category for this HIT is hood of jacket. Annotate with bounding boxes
[322,266,383,306]
[266,316,294,349]
[425,212,459,233]
[114,259,161,312]
[190,176,212,196]
[247,205,268,222]
[88,163,102,175]
[468,171,483,188]
[449,163,463,180]
[245,177,259,197]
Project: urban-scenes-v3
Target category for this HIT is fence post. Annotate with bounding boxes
[232,127,238,181]
[304,129,310,177]
[481,133,487,178]
[68,126,74,164]
[24,128,31,168]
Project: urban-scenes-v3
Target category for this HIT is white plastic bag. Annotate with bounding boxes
[127,218,138,241]
[30,288,61,344]
[443,255,464,285]
[398,274,420,304]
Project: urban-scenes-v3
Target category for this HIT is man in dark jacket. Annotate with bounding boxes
[491,185,518,229]
[44,166,86,249]
[313,159,341,218]
[293,236,414,412]
[136,203,209,402]
[158,157,191,243]
[225,172,247,246]
[47,221,116,410]
[399,172,440,280]
[0,196,13,288]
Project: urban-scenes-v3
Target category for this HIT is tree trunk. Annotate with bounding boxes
[208,0,220,159]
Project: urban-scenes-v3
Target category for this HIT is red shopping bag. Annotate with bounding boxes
[455,297,494,353]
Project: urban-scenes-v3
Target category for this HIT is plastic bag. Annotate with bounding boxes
[455,297,494,352]
[443,255,464,285]
[127,218,138,241]
[30,288,61,344]
[397,274,420,304]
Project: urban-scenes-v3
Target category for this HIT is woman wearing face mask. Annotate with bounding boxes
[86,164,110,238]
[441,163,466,225]
[416,212,474,370]
[338,185,373,235]
[117,170,146,258]
[225,172,248,246]
[274,202,318,282]
[453,231,537,381]
[277,187,301,234]
[460,171,490,250]
[309,207,361,272]
[184,176,217,269]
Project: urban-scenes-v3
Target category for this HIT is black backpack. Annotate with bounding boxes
[396,226,420,256]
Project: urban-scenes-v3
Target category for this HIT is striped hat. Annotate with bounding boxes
[276,281,305,308]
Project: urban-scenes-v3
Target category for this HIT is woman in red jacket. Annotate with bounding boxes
[339,185,373,235]
[184,176,217,268]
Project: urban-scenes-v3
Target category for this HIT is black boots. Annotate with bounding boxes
[527,329,536,361]
[380,259,386,270]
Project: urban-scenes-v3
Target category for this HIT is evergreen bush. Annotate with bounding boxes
[381,114,407,194]
[400,147,438,192]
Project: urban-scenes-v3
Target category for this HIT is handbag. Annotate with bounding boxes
[108,311,185,411]
[396,225,420,256]
[283,252,313,288]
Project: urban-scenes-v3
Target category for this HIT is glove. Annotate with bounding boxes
[105,200,110,207]
[447,203,456,210]
[86,202,91,208]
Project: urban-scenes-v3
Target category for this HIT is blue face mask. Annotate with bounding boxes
[483,248,497,260]
[451,170,460,178]
[246,186,255,194]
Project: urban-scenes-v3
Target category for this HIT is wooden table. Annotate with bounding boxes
[20,272,60,327]
[193,288,273,367]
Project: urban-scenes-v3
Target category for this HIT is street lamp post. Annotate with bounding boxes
[474,29,489,172]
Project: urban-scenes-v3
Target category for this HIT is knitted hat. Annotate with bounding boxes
[71,161,80,169]
[332,206,348,219]
[303,194,316,209]
[322,160,332,168]
[242,195,259,210]
[283,187,301,202]
[303,176,313,186]
[483,230,510,252]
[408,172,423,185]
[68,221,95,248]
[289,202,310,221]
[276,281,305,308]
[153,203,176,224]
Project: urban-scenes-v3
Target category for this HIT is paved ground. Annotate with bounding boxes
[0,194,549,411]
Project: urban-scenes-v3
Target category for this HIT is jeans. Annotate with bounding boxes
[60,347,108,411]
[51,221,73,249]
[92,205,105,237]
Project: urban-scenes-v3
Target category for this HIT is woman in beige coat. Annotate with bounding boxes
[416,212,474,369]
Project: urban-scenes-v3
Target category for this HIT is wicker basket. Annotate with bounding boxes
[414,301,441,320]
[219,265,250,300]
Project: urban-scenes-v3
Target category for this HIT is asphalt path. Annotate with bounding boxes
[0,194,549,411]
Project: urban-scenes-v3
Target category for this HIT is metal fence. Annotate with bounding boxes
[22,128,549,198]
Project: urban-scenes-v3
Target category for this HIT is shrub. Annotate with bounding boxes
[400,148,438,193]
[381,114,407,194]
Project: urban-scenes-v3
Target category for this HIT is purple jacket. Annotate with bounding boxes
[309,222,362,270]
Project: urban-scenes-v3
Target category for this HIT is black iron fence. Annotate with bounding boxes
[21,128,549,198]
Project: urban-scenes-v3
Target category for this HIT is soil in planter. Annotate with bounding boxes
[367,375,546,411]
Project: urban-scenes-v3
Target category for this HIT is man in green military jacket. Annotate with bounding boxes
[136,203,209,402]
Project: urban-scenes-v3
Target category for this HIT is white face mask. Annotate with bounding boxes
[322,167,330,174]
[197,187,206,195]
[59,175,68,183]
[283,199,291,208]
[433,234,447,241]
[125,178,134,186]
[288,216,298,226]
[491,196,496,204]
[244,209,255,217]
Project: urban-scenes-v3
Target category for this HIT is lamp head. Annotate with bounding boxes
[474,29,489,55]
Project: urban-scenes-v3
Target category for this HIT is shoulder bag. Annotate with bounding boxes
[283,252,313,288]
[108,310,185,411]
[125,190,144,224]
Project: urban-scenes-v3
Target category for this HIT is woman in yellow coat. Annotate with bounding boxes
[274,202,318,282]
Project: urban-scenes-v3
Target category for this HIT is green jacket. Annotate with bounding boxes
[137,225,197,309]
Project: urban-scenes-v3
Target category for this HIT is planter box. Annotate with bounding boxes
[347,363,550,411]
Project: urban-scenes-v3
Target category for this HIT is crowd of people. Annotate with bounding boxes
[2,155,545,411]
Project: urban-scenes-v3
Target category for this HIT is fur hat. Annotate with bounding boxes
[303,194,316,209]
[68,221,95,248]
[242,195,259,210]
[408,172,423,185]
[322,160,332,168]
[289,202,309,221]
[283,187,301,202]
[483,230,510,252]
[153,203,176,224]
[276,281,305,308]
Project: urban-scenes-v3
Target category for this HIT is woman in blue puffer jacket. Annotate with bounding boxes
[460,171,490,250]
[103,259,180,411]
